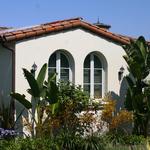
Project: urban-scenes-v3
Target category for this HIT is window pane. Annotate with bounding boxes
[84,55,90,68]
[49,53,56,67]
[94,55,102,68]
[84,84,90,96]
[61,68,69,81]
[84,69,90,83]
[94,69,102,83]
[48,68,56,78]
[94,85,102,98]
[61,53,69,67]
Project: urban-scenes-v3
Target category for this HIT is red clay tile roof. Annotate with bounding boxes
[0,17,132,45]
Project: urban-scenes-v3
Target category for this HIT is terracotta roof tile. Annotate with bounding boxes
[32,26,43,31]
[24,31,37,38]
[15,33,25,39]
[0,17,133,45]
[4,35,16,41]
[45,26,55,32]
[13,30,25,34]
[53,25,64,31]
[4,32,14,36]
[35,29,45,35]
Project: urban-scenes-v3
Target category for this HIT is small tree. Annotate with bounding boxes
[11,63,59,137]
[123,36,150,137]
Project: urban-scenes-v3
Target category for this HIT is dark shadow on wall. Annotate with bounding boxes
[15,102,28,136]
[110,77,128,112]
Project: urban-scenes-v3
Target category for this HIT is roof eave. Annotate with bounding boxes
[0,18,130,45]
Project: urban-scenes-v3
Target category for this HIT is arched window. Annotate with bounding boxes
[48,51,71,82]
[84,53,103,98]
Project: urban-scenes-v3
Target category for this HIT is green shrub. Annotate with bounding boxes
[48,81,90,136]
[0,134,149,150]
[81,135,106,150]
[0,134,107,150]
[106,144,147,150]
[103,130,146,145]
[57,131,81,150]
[123,135,146,145]
[103,129,126,145]
[0,138,59,150]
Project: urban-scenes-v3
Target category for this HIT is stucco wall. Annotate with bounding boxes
[0,44,12,104]
[15,28,128,99]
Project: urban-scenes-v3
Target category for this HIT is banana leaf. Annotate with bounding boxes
[10,93,32,109]
[46,80,58,104]
[37,63,47,90]
[23,68,40,97]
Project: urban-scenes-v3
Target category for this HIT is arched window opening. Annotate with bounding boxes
[48,51,71,82]
[84,53,103,99]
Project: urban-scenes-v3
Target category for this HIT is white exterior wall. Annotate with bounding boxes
[0,44,12,103]
[15,29,128,98]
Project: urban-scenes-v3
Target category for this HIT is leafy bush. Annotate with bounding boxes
[0,138,58,150]
[101,94,132,132]
[46,81,91,136]
[103,131,146,145]
[0,135,106,150]
[57,131,81,150]
[0,133,148,150]
[0,97,14,129]
[124,135,146,145]
[81,135,106,150]
[103,129,126,145]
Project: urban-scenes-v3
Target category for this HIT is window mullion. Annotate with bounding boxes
[56,52,60,82]
[90,54,94,98]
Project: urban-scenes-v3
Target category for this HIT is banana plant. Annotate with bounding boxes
[10,63,59,137]
[123,36,150,137]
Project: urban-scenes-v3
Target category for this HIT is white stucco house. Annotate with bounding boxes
[0,17,131,107]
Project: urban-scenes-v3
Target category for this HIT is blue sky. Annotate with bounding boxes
[0,0,150,40]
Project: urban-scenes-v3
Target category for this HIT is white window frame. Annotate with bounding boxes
[49,51,72,83]
[84,53,105,99]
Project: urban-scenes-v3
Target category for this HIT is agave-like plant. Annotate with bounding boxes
[11,63,59,137]
[0,98,13,129]
[123,36,150,137]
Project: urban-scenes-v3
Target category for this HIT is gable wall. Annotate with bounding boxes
[15,28,128,98]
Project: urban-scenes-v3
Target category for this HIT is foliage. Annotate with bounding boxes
[11,64,94,138]
[57,131,81,150]
[0,138,58,150]
[0,134,148,150]
[58,81,89,112]
[79,110,97,134]
[41,81,93,136]
[106,145,147,150]
[103,130,146,146]
[122,36,150,137]
[0,98,14,129]
[11,63,59,137]
[0,97,24,139]
[123,135,146,145]
[0,133,106,150]
[101,94,132,131]
[81,134,106,150]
